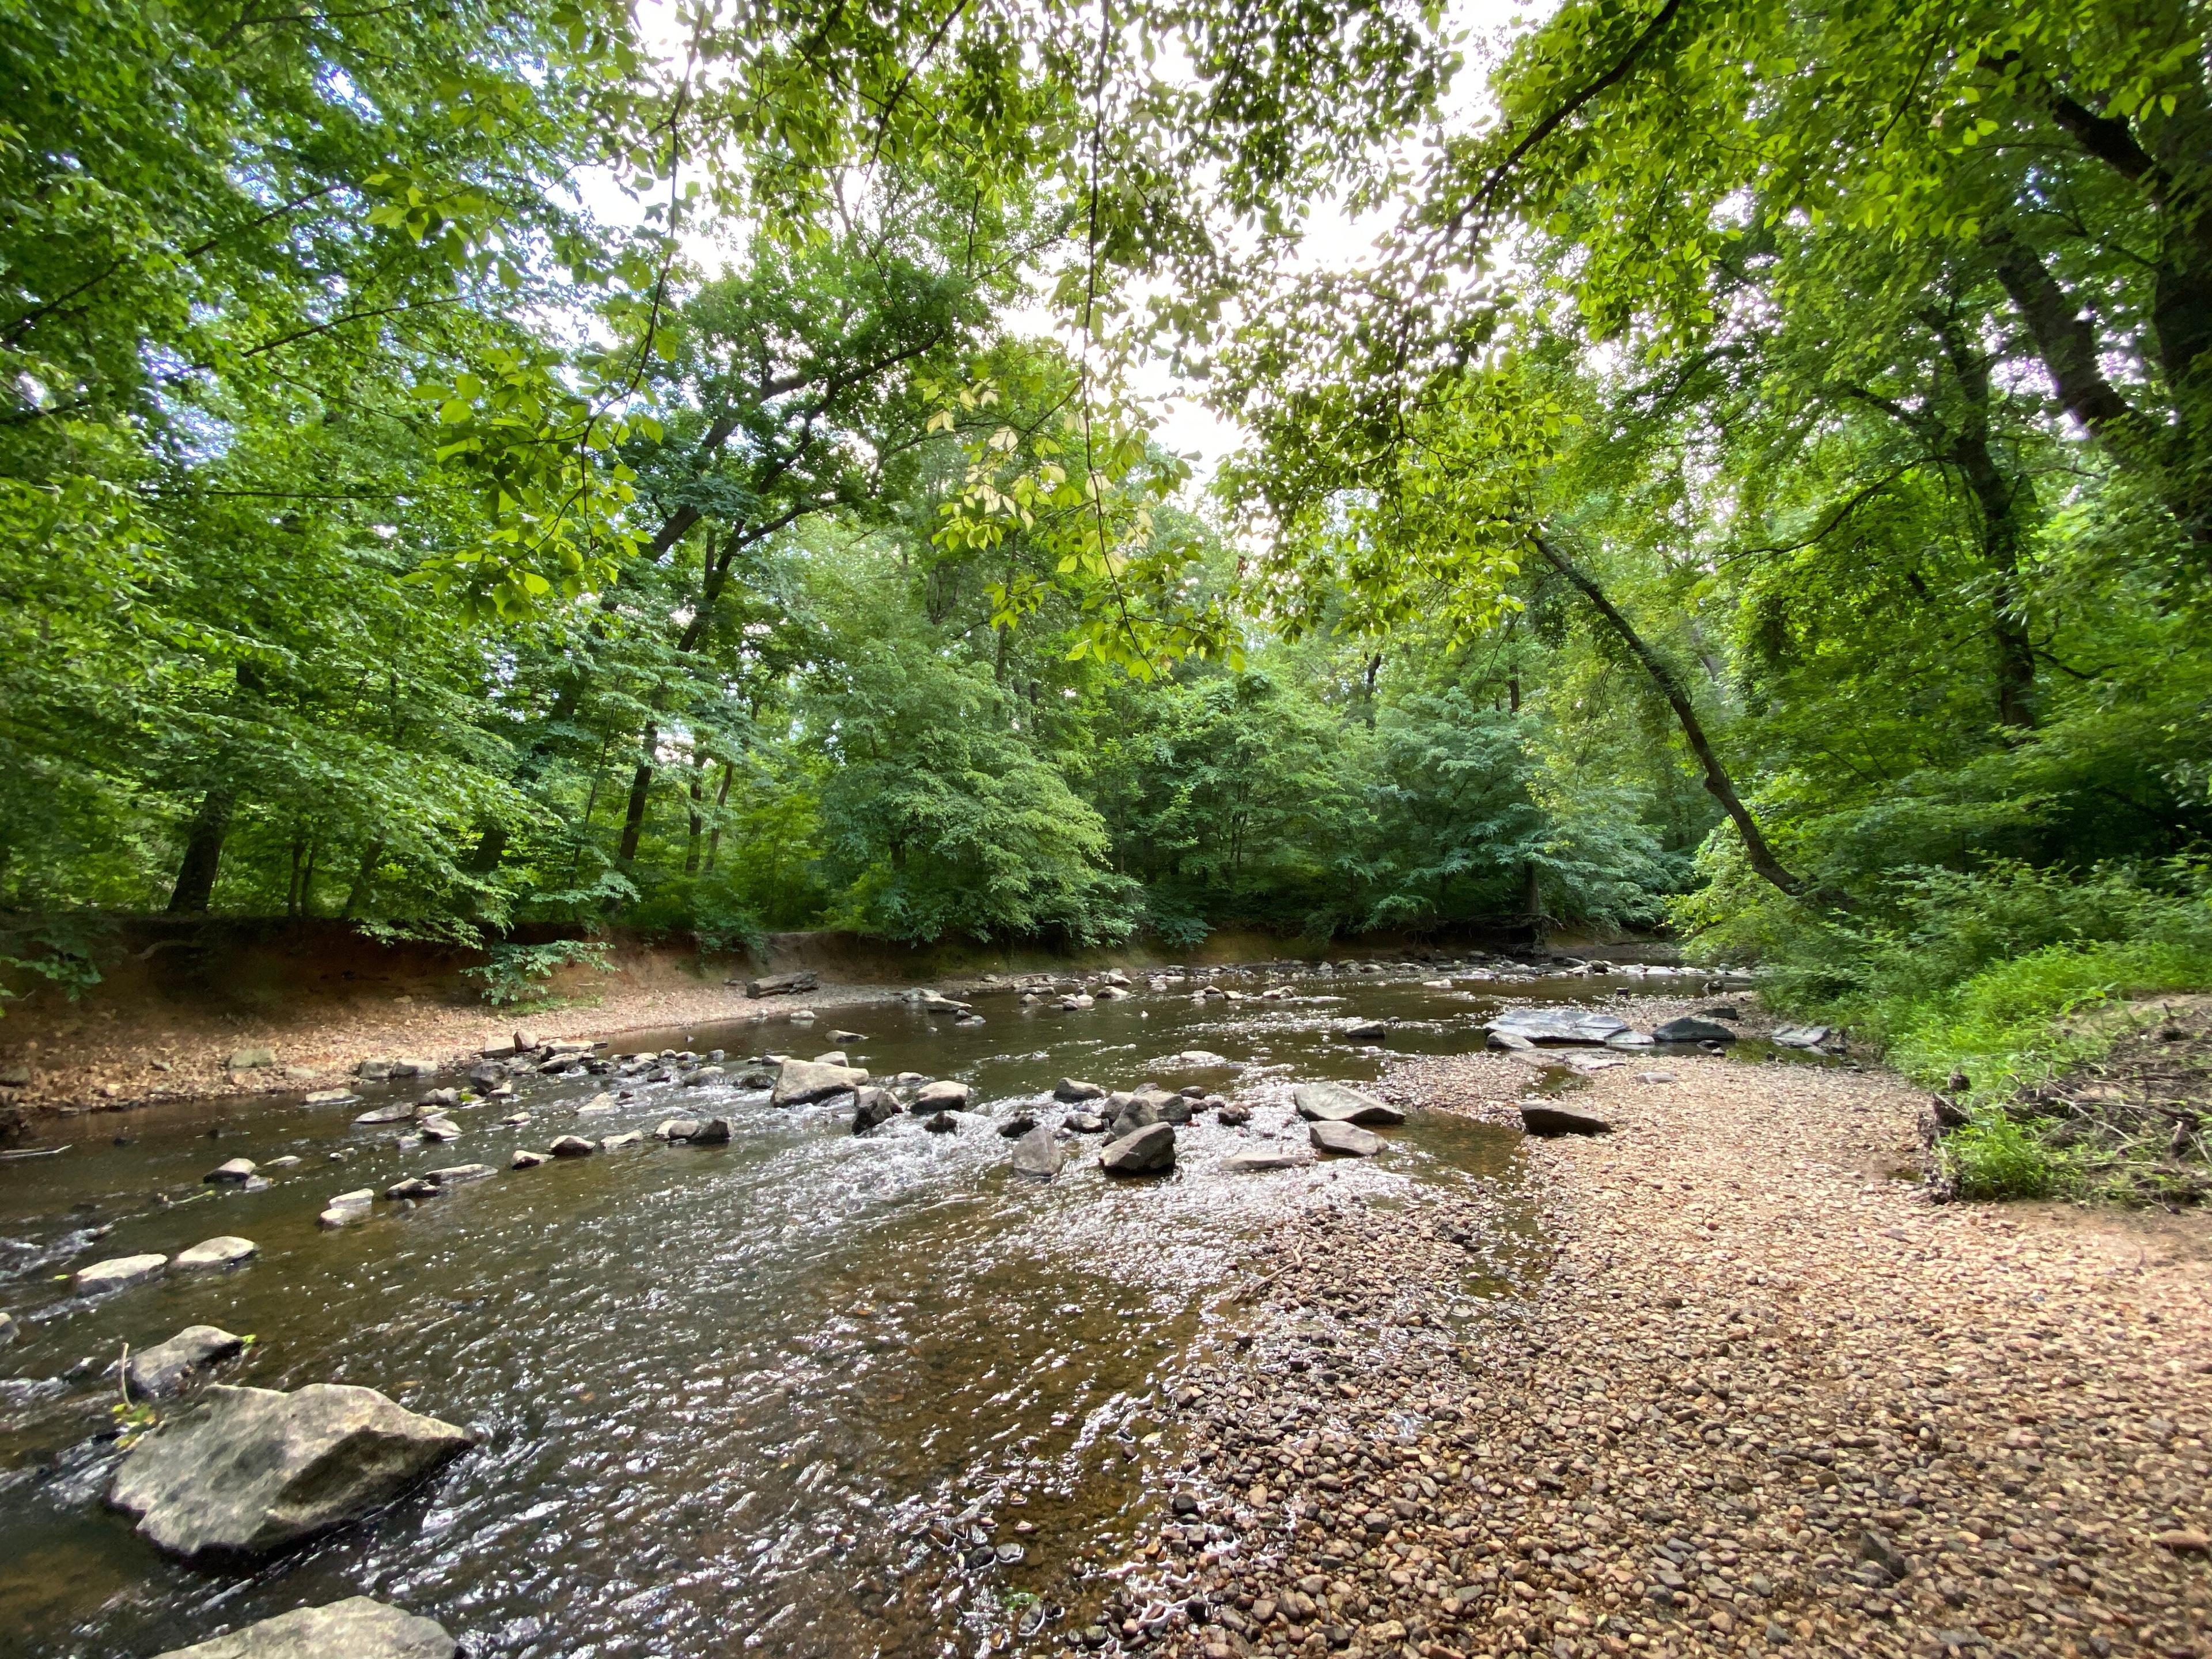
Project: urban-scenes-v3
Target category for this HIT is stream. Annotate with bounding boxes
[0,958,1744,1657]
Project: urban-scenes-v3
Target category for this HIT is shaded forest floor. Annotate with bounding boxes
[1138,1051,2212,1659]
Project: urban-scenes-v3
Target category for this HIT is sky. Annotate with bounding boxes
[575,0,1540,483]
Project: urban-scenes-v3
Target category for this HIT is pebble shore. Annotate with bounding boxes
[1101,1046,2212,1659]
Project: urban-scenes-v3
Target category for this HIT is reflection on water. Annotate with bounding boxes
[0,963,1705,1657]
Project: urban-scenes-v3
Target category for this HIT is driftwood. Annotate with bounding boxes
[736,970,820,999]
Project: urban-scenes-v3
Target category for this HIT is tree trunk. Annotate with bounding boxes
[683,755,707,876]
[616,724,658,865]
[1520,858,1544,930]
[1533,536,1805,897]
[166,789,233,913]
[342,842,382,919]
[704,761,735,873]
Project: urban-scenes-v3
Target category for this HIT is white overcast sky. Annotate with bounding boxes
[579,0,1542,482]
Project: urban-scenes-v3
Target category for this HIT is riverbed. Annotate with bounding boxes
[0,959,1740,1657]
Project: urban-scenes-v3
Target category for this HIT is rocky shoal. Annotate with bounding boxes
[1097,1052,2212,1659]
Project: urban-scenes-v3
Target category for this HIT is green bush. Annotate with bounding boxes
[465,939,612,1007]
[1944,1112,2075,1202]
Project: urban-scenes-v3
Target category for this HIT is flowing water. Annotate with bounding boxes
[0,960,1752,1657]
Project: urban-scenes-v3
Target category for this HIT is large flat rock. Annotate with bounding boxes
[771,1058,868,1107]
[1291,1082,1406,1126]
[1486,1009,1631,1046]
[109,1383,474,1561]
[1520,1104,1613,1137]
[1308,1119,1384,1157]
[151,1596,456,1659]
[74,1253,167,1294]
[1222,1144,1316,1173]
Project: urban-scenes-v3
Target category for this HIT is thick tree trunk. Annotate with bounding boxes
[165,790,233,913]
[616,724,657,865]
[1533,537,1805,897]
[703,761,734,873]
[342,843,382,919]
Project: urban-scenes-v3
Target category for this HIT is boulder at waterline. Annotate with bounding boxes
[1065,1111,1108,1134]
[1308,1119,1384,1157]
[352,1103,414,1126]
[1052,1078,1105,1101]
[654,1116,702,1141]
[510,1150,550,1169]
[912,1078,971,1112]
[1009,1123,1064,1180]
[1215,1101,1252,1127]
[74,1253,167,1294]
[149,1595,459,1659]
[1291,1081,1406,1126]
[1772,1023,1834,1048]
[828,1028,863,1044]
[1223,1144,1315,1173]
[108,1382,475,1561]
[771,1058,868,1107]
[126,1325,245,1400]
[1519,1103,1613,1137]
[423,1164,494,1186]
[1160,1097,1193,1125]
[1652,1016,1737,1044]
[205,1158,257,1184]
[1486,1009,1631,1046]
[679,1066,725,1087]
[810,1050,849,1066]
[1486,1028,1536,1052]
[1165,1050,1231,1067]
[1341,1020,1388,1041]
[415,1118,461,1142]
[301,1089,360,1108]
[851,1088,900,1134]
[173,1236,256,1274]
[318,1190,372,1228]
[1100,1122,1176,1176]
[692,1116,732,1145]
[227,1048,275,1071]
[600,1130,642,1150]
[997,1111,1039,1138]
[384,1177,437,1201]
[548,1135,596,1157]
[923,1111,958,1134]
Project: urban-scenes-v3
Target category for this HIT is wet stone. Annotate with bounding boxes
[204,1158,257,1184]
[852,1088,900,1133]
[548,1135,596,1157]
[1100,1121,1176,1176]
[149,1595,457,1659]
[1291,1081,1405,1126]
[173,1236,257,1273]
[126,1325,245,1401]
[1308,1119,1384,1157]
[1519,1103,1613,1137]
[74,1253,168,1294]
[1009,1123,1064,1180]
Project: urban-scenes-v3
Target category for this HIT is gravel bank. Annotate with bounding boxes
[6,979,901,1119]
[1109,1046,2212,1659]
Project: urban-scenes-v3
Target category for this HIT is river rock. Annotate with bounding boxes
[809,1050,849,1067]
[1224,1144,1315,1173]
[1292,1081,1406,1126]
[389,1058,437,1078]
[692,1116,732,1145]
[1653,1016,1737,1044]
[912,1078,971,1112]
[174,1236,257,1273]
[997,1111,1039,1138]
[574,1092,616,1115]
[1009,1123,1064,1179]
[416,1118,461,1143]
[1308,1119,1384,1157]
[600,1130,642,1150]
[353,1103,414,1126]
[771,1058,868,1106]
[150,1595,457,1659]
[1773,1022,1834,1048]
[510,1149,550,1169]
[1519,1103,1613,1136]
[417,1088,460,1109]
[227,1048,275,1071]
[1160,1096,1193,1124]
[851,1088,900,1134]
[0,1311,16,1346]
[1166,1050,1231,1067]
[1487,1009,1631,1046]
[355,1059,393,1081]
[1100,1122,1176,1175]
[1342,1020,1388,1040]
[425,1164,493,1186]
[1065,1111,1108,1134]
[126,1325,245,1400]
[1604,1028,1657,1048]
[548,1134,596,1157]
[1486,1028,1536,1052]
[384,1177,437,1200]
[1054,992,1096,1010]
[108,1383,475,1561]
[743,970,819,998]
[1094,984,1129,999]
[923,1111,957,1134]
[1054,1078,1106,1101]
[205,1158,257,1184]
[302,1089,360,1108]
[74,1253,168,1294]
[318,1190,373,1228]
[1216,1101,1252,1127]
[655,1116,701,1140]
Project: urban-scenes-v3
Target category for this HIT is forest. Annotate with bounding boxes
[5,0,2211,1168]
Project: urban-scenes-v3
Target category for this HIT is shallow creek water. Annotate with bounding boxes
[0,964,1743,1657]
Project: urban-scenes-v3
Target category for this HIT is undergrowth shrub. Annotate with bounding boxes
[1943,1112,2077,1202]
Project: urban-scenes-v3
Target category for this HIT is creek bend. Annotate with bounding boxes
[0,963,1724,1657]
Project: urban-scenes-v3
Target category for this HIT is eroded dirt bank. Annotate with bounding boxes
[1123,1052,2212,1659]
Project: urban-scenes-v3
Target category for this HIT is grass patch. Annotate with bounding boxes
[1942,1112,2077,1202]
